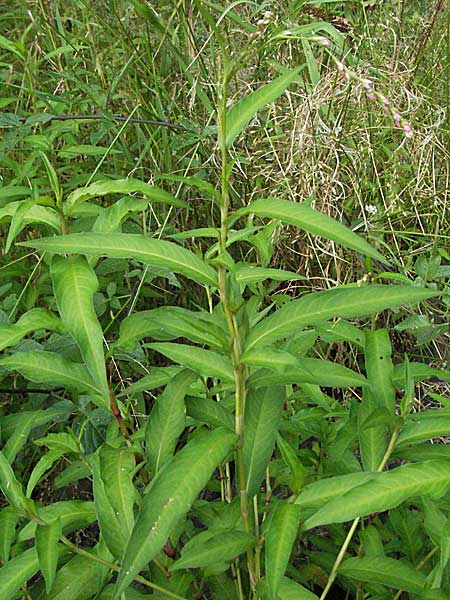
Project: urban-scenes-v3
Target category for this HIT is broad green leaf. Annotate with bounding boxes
[0,307,63,351]
[148,342,234,382]
[19,501,96,541]
[232,198,387,263]
[1,412,35,464]
[92,197,149,233]
[170,529,255,570]
[304,460,450,530]
[54,460,91,489]
[64,178,186,214]
[117,366,183,397]
[265,502,302,600]
[116,306,226,351]
[0,507,18,562]
[359,525,385,557]
[0,200,60,231]
[393,362,450,387]
[359,329,395,470]
[365,329,395,415]
[0,351,101,398]
[0,405,72,441]
[225,68,300,146]
[277,434,306,495]
[5,199,36,253]
[186,396,234,431]
[295,472,378,510]
[113,427,236,598]
[389,506,423,563]
[0,547,40,600]
[234,265,305,285]
[245,285,437,351]
[36,518,62,593]
[247,357,367,389]
[20,233,217,287]
[257,576,319,600]
[314,319,364,347]
[397,417,450,448]
[0,451,29,511]
[339,556,426,594]
[146,369,197,475]
[47,541,111,600]
[92,457,128,560]
[99,445,135,536]
[26,449,65,498]
[51,255,109,407]
[243,386,285,496]
[34,432,80,453]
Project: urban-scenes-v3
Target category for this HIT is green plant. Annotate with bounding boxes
[1,3,450,600]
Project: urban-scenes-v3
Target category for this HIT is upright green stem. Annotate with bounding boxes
[217,64,256,591]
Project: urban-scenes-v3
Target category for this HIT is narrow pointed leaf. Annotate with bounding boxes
[0,351,101,397]
[51,255,109,407]
[265,502,302,600]
[186,397,234,431]
[99,445,135,536]
[18,501,96,541]
[226,68,300,146]
[0,308,63,351]
[257,576,319,599]
[148,342,234,382]
[2,413,35,464]
[92,197,149,233]
[26,449,65,498]
[393,362,450,387]
[171,529,255,570]
[246,285,438,351]
[0,451,29,511]
[365,329,395,415]
[113,428,236,598]
[0,547,40,600]
[243,386,285,497]
[36,518,62,593]
[339,556,426,593]
[116,306,226,351]
[233,198,387,263]
[234,265,305,285]
[0,507,18,562]
[304,460,450,530]
[20,233,217,286]
[146,369,197,475]
[64,178,186,214]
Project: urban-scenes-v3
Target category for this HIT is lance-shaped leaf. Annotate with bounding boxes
[359,329,395,471]
[0,351,101,398]
[92,457,128,560]
[19,501,96,541]
[116,306,227,351]
[232,198,387,263]
[99,445,135,537]
[20,233,217,287]
[64,178,186,214]
[245,285,438,351]
[51,255,109,408]
[0,547,40,600]
[243,386,285,497]
[303,460,450,530]
[146,369,197,475]
[226,68,300,146]
[396,415,450,448]
[265,502,302,600]
[46,541,111,600]
[339,556,426,594]
[257,576,319,599]
[36,518,62,593]
[92,197,149,233]
[0,308,63,351]
[148,342,234,382]
[393,362,450,387]
[113,427,236,598]
[0,201,60,231]
[0,451,29,512]
[0,507,18,562]
[170,529,255,570]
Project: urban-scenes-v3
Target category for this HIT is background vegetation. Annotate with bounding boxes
[0,1,449,599]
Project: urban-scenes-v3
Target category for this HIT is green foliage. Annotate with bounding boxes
[0,2,449,600]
